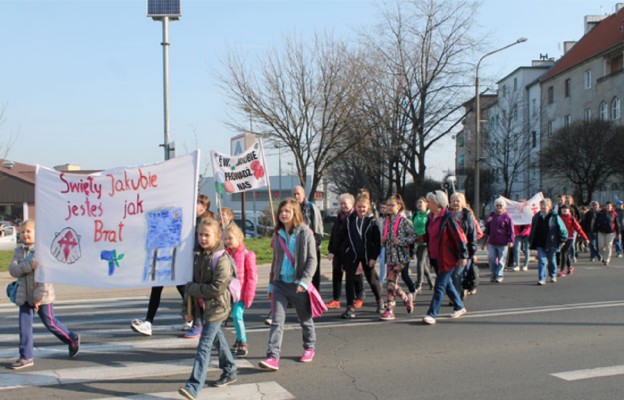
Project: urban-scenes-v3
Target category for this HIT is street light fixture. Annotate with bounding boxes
[473,37,527,219]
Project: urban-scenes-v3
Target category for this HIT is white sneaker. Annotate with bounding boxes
[549,277,557,283]
[131,319,152,336]
[422,315,437,325]
[449,308,467,319]
[179,321,192,331]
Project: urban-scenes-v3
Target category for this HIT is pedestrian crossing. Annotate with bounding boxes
[0,297,295,399]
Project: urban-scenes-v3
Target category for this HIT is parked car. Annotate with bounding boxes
[0,225,18,251]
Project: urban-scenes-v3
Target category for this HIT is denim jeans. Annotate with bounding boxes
[446,264,465,299]
[488,245,509,279]
[19,302,78,360]
[589,232,601,260]
[182,321,237,397]
[513,236,529,268]
[232,301,246,343]
[536,247,557,282]
[427,259,464,318]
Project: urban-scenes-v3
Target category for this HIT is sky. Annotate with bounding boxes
[0,0,618,180]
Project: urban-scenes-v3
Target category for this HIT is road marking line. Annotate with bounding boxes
[552,365,624,381]
[0,359,254,390]
[0,336,209,360]
[93,381,295,400]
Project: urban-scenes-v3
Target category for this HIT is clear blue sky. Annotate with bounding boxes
[0,0,616,179]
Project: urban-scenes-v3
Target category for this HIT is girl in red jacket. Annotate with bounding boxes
[224,224,258,357]
[558,205,589,276]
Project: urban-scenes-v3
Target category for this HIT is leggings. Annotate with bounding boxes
[232,301,247,342]
[385,264,407,303]
[146,285,185,323]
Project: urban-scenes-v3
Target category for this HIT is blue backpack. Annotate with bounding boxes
[6,281,18,304]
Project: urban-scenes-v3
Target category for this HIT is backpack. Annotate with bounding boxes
[383,215,402,240]
[595,211,614,233]
[211,249,242,303]
[6,280,18,304]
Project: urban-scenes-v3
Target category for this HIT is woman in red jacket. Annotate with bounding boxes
[557,205,589,276]
[422,191,469,325]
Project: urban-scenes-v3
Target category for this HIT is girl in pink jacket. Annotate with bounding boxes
[224,224,258,357]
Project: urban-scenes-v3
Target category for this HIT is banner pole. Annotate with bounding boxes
[259,138,276,227]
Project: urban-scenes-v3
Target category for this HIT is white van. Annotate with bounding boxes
[0,225,18,251]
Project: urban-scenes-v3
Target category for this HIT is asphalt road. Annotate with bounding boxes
[1,252,624,400]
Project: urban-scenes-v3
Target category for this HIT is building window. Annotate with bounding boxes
[564,115,571,127]
[458,154,465,168]
[547,86,554,104]
[564,78,571,97]
[513,78,518,91]
[512,105,518,121]
[531,131,537,148]
[502,85,507,97]
[584,108,592,121]
[606,53,623,75]
[611,97,621,120]
[584,69,592,89]
[458,135,465,147]
[600,101,608,120]
[547,121,553,136]
[532,98,537,116]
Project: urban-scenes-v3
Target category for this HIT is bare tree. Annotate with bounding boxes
[361,0,481,189]
[220,33,364,199]
[541,120,624,204]
[483,87,536,197]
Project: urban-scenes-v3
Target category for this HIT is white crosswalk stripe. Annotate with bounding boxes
[0,296,295,399]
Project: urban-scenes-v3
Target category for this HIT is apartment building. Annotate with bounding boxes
[539,5,624,199]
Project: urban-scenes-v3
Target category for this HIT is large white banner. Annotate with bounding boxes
[501,192,544,225]
[210,140,267,195]
[34,152,199,288]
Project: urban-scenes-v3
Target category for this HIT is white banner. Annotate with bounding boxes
[210,140,267,195]
[34,152,200,288]
[501,192,544,225]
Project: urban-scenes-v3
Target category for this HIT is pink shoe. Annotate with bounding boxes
[380,309,395,321]
[300,348,315,363]
[557,270,566,277]
[258,357,279,371]
[567,266,574,275]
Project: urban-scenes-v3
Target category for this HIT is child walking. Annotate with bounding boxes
[258,197,317,371]
[341,194,384,318]
[9,220,80,370]
[380,194,417,321]
[178,218,237,399]
[223,224,258,357]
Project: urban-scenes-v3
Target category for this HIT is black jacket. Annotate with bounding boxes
[344,213,381,267]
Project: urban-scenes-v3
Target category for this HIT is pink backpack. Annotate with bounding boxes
[211,250,242,303]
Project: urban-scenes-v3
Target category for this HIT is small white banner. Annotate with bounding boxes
[500,192,544,225]
[34,152,200,288]
[210,140,267,195]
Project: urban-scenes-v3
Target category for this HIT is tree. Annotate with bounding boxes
[541,120,624,204]
[220,33,364,199]
[0,102,13,161]
[482,87,536,197]
[361,0,481,190]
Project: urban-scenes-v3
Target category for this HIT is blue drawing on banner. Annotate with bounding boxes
[100,249,124,276]
[143,208,183,281]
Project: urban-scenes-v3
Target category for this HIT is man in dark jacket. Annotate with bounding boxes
[581,201,601,261]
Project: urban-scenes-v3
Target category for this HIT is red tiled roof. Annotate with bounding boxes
[542,8,624,82]
[0,160,36,185]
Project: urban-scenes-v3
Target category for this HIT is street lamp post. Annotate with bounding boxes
[147,0,181,161]
[474,37,527,219]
